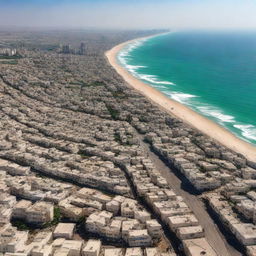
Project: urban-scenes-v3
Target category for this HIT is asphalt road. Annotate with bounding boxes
[138,135,242,256]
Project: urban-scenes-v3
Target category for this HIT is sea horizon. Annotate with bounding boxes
[117,31,256,146]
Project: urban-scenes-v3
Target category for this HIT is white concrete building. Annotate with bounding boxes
[146,220,162,239]
[145,247,160,256]
[232,223,256,246]
[168,214,199,231]
[12,200,32,220]
[128,229,152,247]
[0,227,28,253]
[176,226,204,240]
[82,240,101,256]
[125,248,143,256]
[134,210,151,223]
[53,223,76,240]
[61,240,83,256]
[104,248,123,256]
[183,238,217,256]
[26,202,54,224]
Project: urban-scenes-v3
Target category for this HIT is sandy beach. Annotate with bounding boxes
[105,35,256,162]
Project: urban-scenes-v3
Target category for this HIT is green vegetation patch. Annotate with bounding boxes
[78,149,93,158]
[112,90,127,99]
[0,55,22,60]
[90,81,105,87]
[12,220,31,231]
[114,133,122,143]
[42,207,62,228]
[106,105,120,120]
[70,80,105,87]
[0,60,18,65]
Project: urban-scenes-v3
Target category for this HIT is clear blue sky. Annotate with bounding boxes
[0,0,255,29]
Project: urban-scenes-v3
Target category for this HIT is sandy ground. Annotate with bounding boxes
[105,36,256,162]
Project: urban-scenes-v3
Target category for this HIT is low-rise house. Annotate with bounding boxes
[82,240,101,256]
[12,200,32,220]
[31,244,53,256]
[0,207,12,224]
[121,199,138,218]
[106,200,120,215]
[53,223,76,240]
[146,220,162,239]
[122,219,140,241]
[32,231,52,246]
[144,248,160,256]
[168,214,199,231]
[232,223,256,246]
[125,247,143,256]
[182,238,217,256]
[0,160,30,176]
[127,229,152,247]
[25,201,54,225]
[176,226,204,240]
[104,219,122,240]
[59,198,84,221]
[61,240,83,256]
[0,194,16,208]
[0,227,28,253]
[104,248,123,256]
[134,210,151,223]
[247,245,256,256]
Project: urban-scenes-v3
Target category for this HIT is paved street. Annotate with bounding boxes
[138,135,242,256]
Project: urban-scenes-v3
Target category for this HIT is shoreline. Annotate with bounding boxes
[105,34,256,162]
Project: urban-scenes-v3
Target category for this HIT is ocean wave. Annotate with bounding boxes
[195,105,256,143]
[196,106,235,123]
[125,65,147,74]
[118,40,149,71]
[164,91,256,143]
[118,33,256,145]
[164,91,197,104]
[119,38,149,60]
[118,38,175,87]
[138,74,175,86]
[234,124,256,141]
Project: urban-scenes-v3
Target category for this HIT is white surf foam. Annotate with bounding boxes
[138,74,175,86]
[234,124,256,141]
[118,34,256,145]
[195,105,256,143]
[125,65,146,73]
[163,91,197,105]
[118,38,175,87]
[196,106,235,123]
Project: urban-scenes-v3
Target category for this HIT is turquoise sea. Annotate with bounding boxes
[117,31,256,145]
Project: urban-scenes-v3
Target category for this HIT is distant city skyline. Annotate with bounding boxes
[0,0,256,30]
